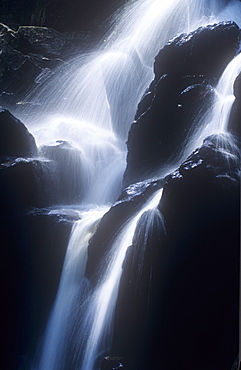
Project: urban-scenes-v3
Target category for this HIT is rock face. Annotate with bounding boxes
[113,133,240,370]
[0,110,79,369]
[0,23,88,106]
[0,107,38,157]
[0,0,126,33]
[86,178,164,282]
[109,21,241,370]
[229,72,241,138]
[123,21,241,186]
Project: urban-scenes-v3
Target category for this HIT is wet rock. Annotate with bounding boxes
[0,0,126,33]
[0,205,77,369]
[0,108,38,157]
[231,356,240,370]
[123,22,241,186]
[113,206,168,369]
[0,158,45,209]
[154,21,240,82]
[112,133,240,369]
[101,356,124,370]
[86,178,164,282]
[157,134,240,369]
[0,23,87,105]
[160,132,240,227]
[228,72,241,138]
[40,140,84,205]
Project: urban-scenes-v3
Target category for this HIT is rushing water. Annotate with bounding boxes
[23,0,241,369]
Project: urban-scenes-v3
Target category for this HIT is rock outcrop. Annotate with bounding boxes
[113,133,240,370]
[0,23,88,106]
[0,109,80,368]
[109,21,241,370]
[123,22,241,186]
[0,107,38,157]
[229,72,241,138]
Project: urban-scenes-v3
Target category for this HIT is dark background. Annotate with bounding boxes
[0,0,127,33]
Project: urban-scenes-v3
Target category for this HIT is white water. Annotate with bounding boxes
[36,206,108,369]
[179,49,241,160]
[197,51,241,144]
[24,0,241,369]
[80,189,163,370]
[14,0,240,207]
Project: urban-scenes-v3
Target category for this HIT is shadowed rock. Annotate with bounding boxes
[124,22,241,186]
[0,107,38,157]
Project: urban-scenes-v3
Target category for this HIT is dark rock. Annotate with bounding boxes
[123,22,241,186]
[0,206,77,369]
[0,107,38,157]
[0,158,46,209]
[231,357,240,370]
[0,23,88,105]
[101,356,124,370]
[160,132,240,227]
[40,140,84,205]
[112,133,240,369]
[154,22,240,82]
[158,134,240,369]
[86,178,164,282]
[228,72,241,138]
[0,0,126,34]
[112,207,168,369]
[16,25,81,58]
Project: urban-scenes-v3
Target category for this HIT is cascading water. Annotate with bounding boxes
[18,0,241,369]
[36,206,109,370]
[194,50,241,145]
[179,48,241,162]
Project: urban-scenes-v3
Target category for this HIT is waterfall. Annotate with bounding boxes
[179,48,241,161]
[79,190,163,370]
[21,0,241,369]
[36,206,108,369]
[198,51,241,142]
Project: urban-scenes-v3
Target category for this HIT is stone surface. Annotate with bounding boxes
[229,72,241,138]
[113,133,240,369]
[101,356,124,370]
[0,107,38,157]
[40,140,84,205]
[0,23,88,106]
[0,110,81,368]
[123,22,241,186]
[0,206,76,369]
[86,178,164,282]
[0,0,126,33]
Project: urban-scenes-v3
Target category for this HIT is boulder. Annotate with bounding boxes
[154,22,240,82]
[123,22,241,186]
[0,158,46,209]
[0,107,38,157]
[113,133,240,369]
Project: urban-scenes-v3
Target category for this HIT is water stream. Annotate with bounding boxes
[21,0,241,369]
